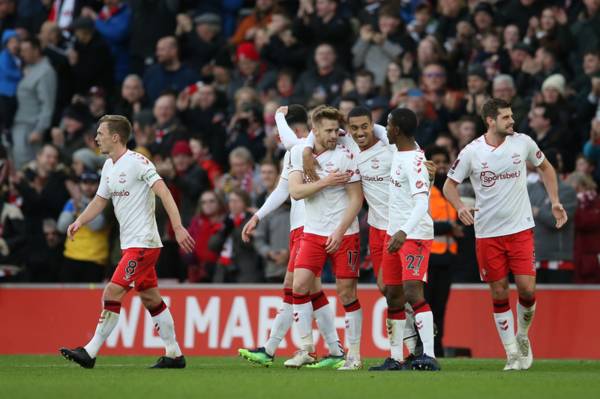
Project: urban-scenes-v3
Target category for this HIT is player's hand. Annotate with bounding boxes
[552,203,568,229]
[325,229,343,254]
[276,106,288,116]
[387,230,407,253]
[175,225,195,253]
[303,147,320,182]
[457,206,478,226]
[321,170,350,187]
[241,214,259,243]
[67,221,82,241]
[424,160,436,182]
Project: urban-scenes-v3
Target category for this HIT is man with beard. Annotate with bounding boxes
[424,145,462,357]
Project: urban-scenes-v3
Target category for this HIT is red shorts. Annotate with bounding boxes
[369,226,387,279]
[381,235,432,285]
[294,233,360,279]
[287,227,304,273]
[110,248,161,292]
[476,229,535,282]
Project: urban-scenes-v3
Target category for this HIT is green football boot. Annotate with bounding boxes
[238,347,274,367]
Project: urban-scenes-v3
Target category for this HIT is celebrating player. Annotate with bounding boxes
[443,98,567,370]
[59,115,195,369]
[370,108,439,371]
[238,105,346,368]
[285,106,364,370]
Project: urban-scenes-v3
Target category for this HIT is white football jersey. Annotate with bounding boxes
[97,150,163,249]
[338,135,391,230]
[281,150,306,231]
[290,144,361,236]
[387,149,434,239]
[447,133,545,238]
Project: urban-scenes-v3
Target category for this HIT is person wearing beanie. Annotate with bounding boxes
[541,73,566,97]
[0,29,21,135]
[71,148,105,176]
[226,42,271,102]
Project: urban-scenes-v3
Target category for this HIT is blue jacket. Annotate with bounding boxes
[95,4,132,83]
[0,30,21,97]
[143,64,198,104]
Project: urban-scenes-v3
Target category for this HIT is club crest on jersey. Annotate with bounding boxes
[118,172,127,184]
[416,180,425,189]
[512,153,521,164]
[325,161,335,172]
[371,158,380,170]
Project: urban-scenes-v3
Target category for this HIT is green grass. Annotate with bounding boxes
[1,356,599,399]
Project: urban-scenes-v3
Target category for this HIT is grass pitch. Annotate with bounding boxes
[1,356,598,399]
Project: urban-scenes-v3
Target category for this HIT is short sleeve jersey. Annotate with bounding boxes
[281,150,306,231]
[447,133,545,238]
[387,149,434,239]
[97,150,163,249]
[289,144,361,237]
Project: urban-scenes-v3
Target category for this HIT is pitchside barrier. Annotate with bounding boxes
[1,284,598,358]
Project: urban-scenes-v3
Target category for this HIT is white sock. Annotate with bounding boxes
[84,302,121,358]
[494,309,518,355]
[415,308,435,358]
[265,302,293,356]
[403,304,418,354]
[314,304,343,357]
[343,301,362,359]
[386,310,406,361]
[293,295,314,352]
[517,301,536,337]
[151,304,183,358]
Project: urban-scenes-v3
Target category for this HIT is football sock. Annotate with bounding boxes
[413,300,435,358]
[84,300,121,358]
[150,300,183,358]
[312,291,343,356]
[343,300,362,359]
[403,303,418,354]
[386,307,406,361]
[293,293,314,352]
[517,296,536,337]
[264,289,294,356]
[493,299,518,355]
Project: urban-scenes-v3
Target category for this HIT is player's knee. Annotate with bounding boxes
[283,273,294,290]
[403,283,423,306]
[490,285,509,300]
[336,282,357,305]
[517,288,535,302]
[292,279,310,295]
[103,283,126,302]
[385,285,404,308]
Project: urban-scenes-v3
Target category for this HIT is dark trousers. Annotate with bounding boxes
[60,258,105,283]
[424,252,455,357]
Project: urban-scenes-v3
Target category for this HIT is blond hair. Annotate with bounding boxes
[311,105,342,127]
[98,115,132,144]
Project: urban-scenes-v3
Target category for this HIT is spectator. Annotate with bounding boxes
[148,93,188,158]
[502,24,521,52]
[156,140,209,226]
[525,6,572,60]
[407,2,437,43]
[435,0,469,47]
[113,74,147,122]
[189,136,222,188]
[12,144,69,281]
[226,42,273,102]
[0,29,20,136]
[345,69,378,105]
[216,146,261,198]
[254,159,279,208]
[454,116,477,151]
[177,12,224,73]
[0,0,16,39]
[260,7,307,75]
[583,117,600,186]
[461,64,490,126]
[86,86,108,120]
[528,150,577,283]
[11,37,56,169]
[405,88,441,148]
[293,0,353,66]
[225,104,266,171]
[293,43,349,106]
[57,170,110,282]
[230,0,274,46]
[209,188,262,283]
[71,147,103,177]
[566,172,600,283]
[525,103,562,157]
[572,49,600,95]
[143,36,198,104]
[338,95,359,121]
[252,160,290,282]
[352,6,415,86]
[492,74,528,128]
[128,0,177,75]
[471,1,496,36]
[50,102,93,163]
[185,190,225,282]
[500,0,543,37]
[46,0,90,30]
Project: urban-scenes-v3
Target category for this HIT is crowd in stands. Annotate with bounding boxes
[0,0,599,284]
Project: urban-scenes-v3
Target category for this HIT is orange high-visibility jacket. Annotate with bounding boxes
[430,185,458,255]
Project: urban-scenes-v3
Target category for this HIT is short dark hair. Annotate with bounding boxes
[356,69,375,81]
[481,98,511,125]
[21,37,41,51]
[425,145,450,163]
[347,106,372,121]
[390,108,417,136]
[98,114,132,144]
[339,95,359,106]
[229,187,251,208]
[534,103,557,125]
[285,104,308,126]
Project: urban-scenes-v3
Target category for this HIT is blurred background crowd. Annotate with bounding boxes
[0,0,599,286]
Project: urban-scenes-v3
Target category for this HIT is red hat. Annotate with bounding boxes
[236,42,260,62]
[171,140,192,157]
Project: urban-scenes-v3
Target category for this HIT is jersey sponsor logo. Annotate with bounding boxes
[119,172,127,184]
[362,175,386,182]
[480,170,521,187]
[111,190,130,197]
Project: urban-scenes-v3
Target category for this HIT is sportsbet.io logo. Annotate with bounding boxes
[480,170,521,187]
